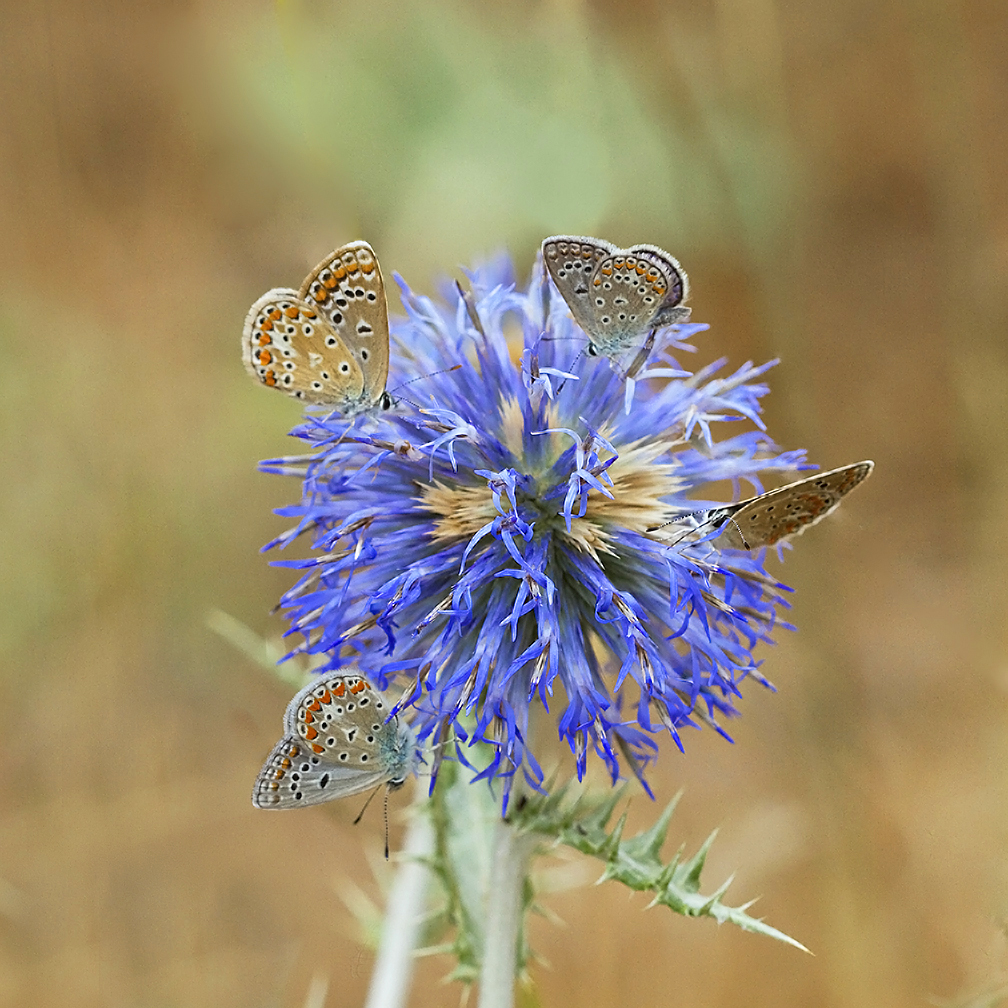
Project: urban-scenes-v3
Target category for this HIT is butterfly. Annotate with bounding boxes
[252,672,415,810]
[649,461,874,549]
[542,235,691,374]
[242,241,392,414]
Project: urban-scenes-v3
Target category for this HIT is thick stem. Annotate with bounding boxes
[364,793,434,1008]
[477,819,536,1008]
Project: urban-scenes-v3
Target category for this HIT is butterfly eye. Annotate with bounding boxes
[380,392,393,410]
[587,343,599,356]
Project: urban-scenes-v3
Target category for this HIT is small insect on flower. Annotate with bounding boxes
[252,672,415,810]
[542,235,691,379]
[242,241,393,414]
[648,462,874,549]
[251,245,872,811]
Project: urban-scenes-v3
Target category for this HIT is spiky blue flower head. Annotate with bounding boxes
[261,253,811,809]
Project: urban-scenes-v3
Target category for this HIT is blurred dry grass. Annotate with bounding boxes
[1,0,1006,1005]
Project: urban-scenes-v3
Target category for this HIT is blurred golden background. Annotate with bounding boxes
[1,0,1006,1005]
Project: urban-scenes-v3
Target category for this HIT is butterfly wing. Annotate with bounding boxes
[715,461,874,549]
[299,241,389,410]
[242,289,368,409]
[252,735,393,808]
[542,235,615,336]
[586,246,689,358]
[626,244,689,312]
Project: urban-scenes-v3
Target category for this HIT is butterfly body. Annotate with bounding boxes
[253,672,415,809]
[542,235,691,372]
[242,241,391,414]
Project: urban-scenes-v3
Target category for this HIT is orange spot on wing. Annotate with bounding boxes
[350,679,366,694]
[306,699,322,711]
[269,309,282,320]
[257,349,273,365]
[284,306,299,319]
[360,260,375,274]
[319,689,331,703]
[257,332,272,346]
[334,682,346,698]
[264,370,277,386]
[303,308,317,318]
[303,710,314,723]
[332,265,346,281]
[311,743,325,754]
[304,726,318,740]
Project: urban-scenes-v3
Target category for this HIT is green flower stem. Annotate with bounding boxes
[364,792,434,1008]
[477,819,537,1008]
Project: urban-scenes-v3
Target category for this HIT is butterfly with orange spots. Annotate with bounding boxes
[242,241,392,415]
[253,672,415,810]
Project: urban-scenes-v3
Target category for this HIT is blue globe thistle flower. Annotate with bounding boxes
[261,253,810,810]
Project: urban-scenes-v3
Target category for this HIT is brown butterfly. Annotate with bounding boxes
[242,241,392,415]
[650,461,874,549]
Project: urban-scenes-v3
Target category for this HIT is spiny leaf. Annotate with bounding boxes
[512,786,810,953]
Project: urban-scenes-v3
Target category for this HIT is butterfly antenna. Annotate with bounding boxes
[383,787,391,861]
[387,365,463,411]
[646,510,726,553]
[728,516,751,550]
[455,279,486,336]
[647,507,710,534]
[353,783,382,826]
[555,346,587,395]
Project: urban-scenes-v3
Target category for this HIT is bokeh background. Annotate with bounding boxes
[2,0,1006,1005]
